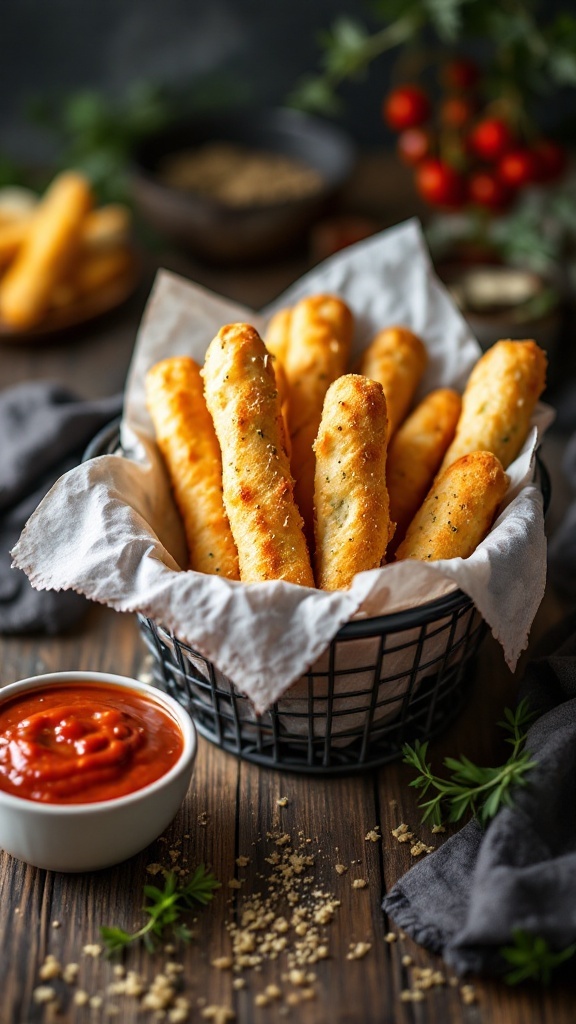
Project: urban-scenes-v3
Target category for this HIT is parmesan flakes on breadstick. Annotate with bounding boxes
[395,450,509,563]
[0,171,93,329]
[284,294,353,541]
[359,325,427,436]
[386,388,462,556]
[314,374,393,591]
[438,339,547,473]
[203,323,314,587]
[145,356,239,580]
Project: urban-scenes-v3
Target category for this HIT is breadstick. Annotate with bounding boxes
[386,388,462,556]
[0,171,93,328]
[314,374,393,591]
[395,450,509,563]
[265,307,291,365]
[358,325,427,436]
[284,294,353,540]
[80,204,131,252]
[145,356,240,580]
[438,339,547,473]
[202,323,314,587]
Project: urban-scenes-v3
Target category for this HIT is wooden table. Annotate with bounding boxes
[1,156,575,1023]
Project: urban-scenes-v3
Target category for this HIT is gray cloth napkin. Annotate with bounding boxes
[382,611,576,977]
[0,381,122,634]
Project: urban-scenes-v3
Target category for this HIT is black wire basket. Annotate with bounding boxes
[84,419,550,775]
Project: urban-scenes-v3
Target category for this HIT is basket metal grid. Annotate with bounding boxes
[138,590,484,774]
[84,418,548,774]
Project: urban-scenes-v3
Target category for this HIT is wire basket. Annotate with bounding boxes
[84,419,549,775]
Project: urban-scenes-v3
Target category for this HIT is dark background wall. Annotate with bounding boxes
[1,0,574,164]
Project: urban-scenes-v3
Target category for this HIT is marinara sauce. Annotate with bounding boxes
[0,683,183,804]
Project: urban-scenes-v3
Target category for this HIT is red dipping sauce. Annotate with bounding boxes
[0,683,184,804]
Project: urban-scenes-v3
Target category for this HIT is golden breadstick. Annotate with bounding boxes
[145,356,240,580]
[269,354,291,459]
[0,203,130,273]
[284,294,353,540]
[359,325,427,436]
[0,218,31,267]
[395,451,509,562]
[80,203,131,252]
[386,388,462,556]
[265,307,291,365]
[203,323,314,587]
[314,374,393,591]
[0,171,93,328]
[438,339,547,473]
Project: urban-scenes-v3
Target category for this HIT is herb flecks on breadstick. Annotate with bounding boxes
[395,450,509,563]
[314,374,393,591]
[284,294,353,542]
[146,356,240,580]
[203,323,314,587]
[359,325,427,437]
[439,339,547,474]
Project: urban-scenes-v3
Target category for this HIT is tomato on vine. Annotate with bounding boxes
[497,149,538,189]
[383,85,431,132]
[415,158,467,208]
[469,118,515,162]
[531,139,568,182]
[397,127,432,165]
[440,96,476,129]
[468,171,512,210]
[441,58,480,92]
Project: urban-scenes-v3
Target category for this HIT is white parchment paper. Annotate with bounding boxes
[12,220,553,713]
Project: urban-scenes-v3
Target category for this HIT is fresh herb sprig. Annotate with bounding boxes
[402,698,537,827]
[100,865,220,955]
[501,929,576,985]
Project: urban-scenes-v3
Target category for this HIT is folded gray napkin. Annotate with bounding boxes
[0,381,122,634]
[382,610,576,977]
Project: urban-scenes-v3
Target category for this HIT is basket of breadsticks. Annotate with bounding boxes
[13,220,553,772]
[0,171,138,338]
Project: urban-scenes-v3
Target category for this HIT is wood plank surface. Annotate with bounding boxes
[0,152,575,1023]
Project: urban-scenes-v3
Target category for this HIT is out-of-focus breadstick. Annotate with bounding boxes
[314,374,393,590]
[359,325,427,436]
[0,171,93,328]
[284,294,354,541]
[0,203,130,274]
[265,307,291,366]
[395,450,509,563]
[145,357,240,579]
[81,204,131,252]
[203,323,314,587]
[386,388,462,556]
[438,339,547,473]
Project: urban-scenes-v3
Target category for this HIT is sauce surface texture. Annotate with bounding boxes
[0,683,183,804]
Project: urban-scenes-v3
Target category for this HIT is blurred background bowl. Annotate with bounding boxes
[130,106,356,264]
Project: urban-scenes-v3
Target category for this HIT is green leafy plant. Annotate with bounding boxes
[100,865,221,954]
[402,698,537,827]
[501,929,576,985]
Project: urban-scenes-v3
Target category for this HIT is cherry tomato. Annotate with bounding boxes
[469,118,515,162]
[497,149,538,189]
[531,140,568,182]
[468,171,512,211]
[383,85,431,132]
[415,158,467,208]
[397,127,432,165]
[442,58,480,92]
[440,96,476,129]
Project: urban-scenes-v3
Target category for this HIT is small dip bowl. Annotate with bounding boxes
[0,671,197,872]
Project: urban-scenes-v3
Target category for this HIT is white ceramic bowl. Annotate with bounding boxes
[0,671,197,872]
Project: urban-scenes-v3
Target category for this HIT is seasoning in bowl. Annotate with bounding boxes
[0,671,196,872]
[158,142,325,206]
[0,681,184,804]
